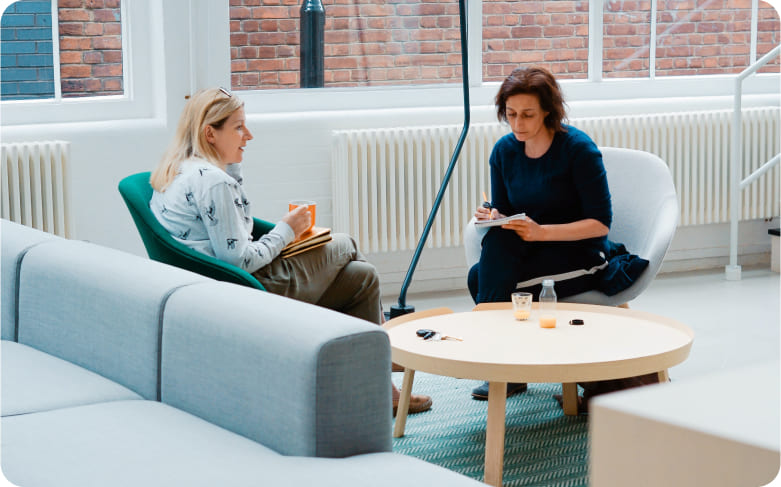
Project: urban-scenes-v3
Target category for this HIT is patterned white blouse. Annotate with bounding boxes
[150,158,294,273]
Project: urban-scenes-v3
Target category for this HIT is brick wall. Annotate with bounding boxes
[230,0,464,90]
[482,0,589,81]
[2,1,777,98]
[757,1,780,74]
[58,0,123,97]
[231,0,779,90]
[0,0,123,100]
[1,0,55,100]
[605,0,781,78]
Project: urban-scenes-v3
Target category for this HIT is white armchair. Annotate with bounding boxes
[463,147,679,306]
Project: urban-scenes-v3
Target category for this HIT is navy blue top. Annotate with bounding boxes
[489,124,612,246]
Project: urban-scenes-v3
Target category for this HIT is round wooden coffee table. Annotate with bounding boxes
[386,303,694,487]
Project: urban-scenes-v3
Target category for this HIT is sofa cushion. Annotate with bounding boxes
[16,239,209,400]
[1,400,484,487]
[1,400,279,487]
[161,281,392,458]
[0,220,59,341]
[1,340,142,417]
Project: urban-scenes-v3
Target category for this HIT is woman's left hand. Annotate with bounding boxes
[502,215,545,241]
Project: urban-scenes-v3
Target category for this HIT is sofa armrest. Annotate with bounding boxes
[1,220,60,341]
[160,281,392,458]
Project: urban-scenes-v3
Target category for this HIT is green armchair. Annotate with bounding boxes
[118,171,271,291]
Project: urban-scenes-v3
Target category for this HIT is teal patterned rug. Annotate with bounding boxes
[392,372,589,487]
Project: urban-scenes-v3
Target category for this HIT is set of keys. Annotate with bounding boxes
[416,329,463,341]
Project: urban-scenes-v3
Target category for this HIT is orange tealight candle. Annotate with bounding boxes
[539,314,557,328]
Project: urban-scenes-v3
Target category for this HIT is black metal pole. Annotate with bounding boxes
[300,0,325,88]
[389,0,470,318]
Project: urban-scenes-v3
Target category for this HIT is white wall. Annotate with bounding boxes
[1,0,778,301]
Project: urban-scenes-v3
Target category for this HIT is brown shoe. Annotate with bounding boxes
[393,393,432,417]
[391,362,405,373]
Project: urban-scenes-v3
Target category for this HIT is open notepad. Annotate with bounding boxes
[474,213,526,228]
[280,226,332,259]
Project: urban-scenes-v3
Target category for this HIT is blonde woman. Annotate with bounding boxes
[150,88,431,415]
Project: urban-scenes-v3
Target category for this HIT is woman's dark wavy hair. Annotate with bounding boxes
[495,66,567,133]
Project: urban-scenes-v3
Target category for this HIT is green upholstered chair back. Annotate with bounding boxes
[118,171,268,291]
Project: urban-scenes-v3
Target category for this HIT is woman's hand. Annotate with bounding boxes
[475,206,503,221]
[502,217,609,242]
[502,215,545,241]
[282,205,312,238]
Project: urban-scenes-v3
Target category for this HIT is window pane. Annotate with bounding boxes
[603,0,651,79]
[754,1,779,74]
[482,0,589,82]
[59,0,124,97]
[0,0,124,101]
[656,0,779,76]
[230,0,464,91]
[1,0,55,100]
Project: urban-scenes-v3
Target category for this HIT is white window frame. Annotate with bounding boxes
[0,0,162,125]
[224,0,779,115]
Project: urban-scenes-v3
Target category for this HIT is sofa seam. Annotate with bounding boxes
[1,397,146,419]
[12,240,58,343]
[155,281,212,402]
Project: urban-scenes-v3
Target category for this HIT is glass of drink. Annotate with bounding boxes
[511,292,532,321]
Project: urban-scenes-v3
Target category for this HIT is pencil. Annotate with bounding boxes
[482,191,491,209]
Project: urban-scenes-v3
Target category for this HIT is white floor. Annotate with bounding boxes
[383,266,780,382]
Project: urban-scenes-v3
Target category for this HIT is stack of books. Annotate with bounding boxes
[280,227,332,258]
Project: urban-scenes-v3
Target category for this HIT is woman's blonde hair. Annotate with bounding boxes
[150,87,244,192]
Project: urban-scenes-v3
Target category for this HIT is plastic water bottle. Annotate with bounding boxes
[539,279,557,328]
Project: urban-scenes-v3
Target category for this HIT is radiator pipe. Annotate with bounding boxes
[390,0,470,318]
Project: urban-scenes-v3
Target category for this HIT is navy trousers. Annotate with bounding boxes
[468,228,607,304]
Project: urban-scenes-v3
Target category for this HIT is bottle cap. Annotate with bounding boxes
[542,279,554,287]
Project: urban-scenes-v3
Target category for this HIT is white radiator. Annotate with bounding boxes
[332,107,780,253]
[1,141,72,238]
[576,107,780,226]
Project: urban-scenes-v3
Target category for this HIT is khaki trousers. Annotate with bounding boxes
[252,233,382,325]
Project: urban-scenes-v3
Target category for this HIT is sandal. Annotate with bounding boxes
[392,393,432,416]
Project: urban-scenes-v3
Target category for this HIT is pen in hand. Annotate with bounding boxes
[478,191,494,222]
[482,191,491,209]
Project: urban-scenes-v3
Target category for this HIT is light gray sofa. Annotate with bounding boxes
[1,219,483,487]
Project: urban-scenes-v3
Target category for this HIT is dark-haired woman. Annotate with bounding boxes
[468,66,613,401]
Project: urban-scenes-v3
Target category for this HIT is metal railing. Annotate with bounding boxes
[726,44,781,281]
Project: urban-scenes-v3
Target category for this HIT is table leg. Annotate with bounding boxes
[562,382,579,416]
[393,368,415,438]
[658,369,670,383]
[484,381,507,487]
